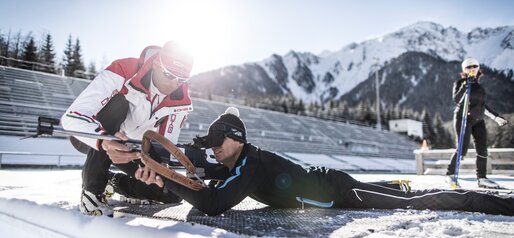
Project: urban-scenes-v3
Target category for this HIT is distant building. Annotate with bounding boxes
[389,119,423,138]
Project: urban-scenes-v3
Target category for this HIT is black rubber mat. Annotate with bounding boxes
[113,198,401,237]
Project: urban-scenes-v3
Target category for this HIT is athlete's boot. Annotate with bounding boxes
[107,171,153,205]
[477,178,501,189]
[79,190,113,216]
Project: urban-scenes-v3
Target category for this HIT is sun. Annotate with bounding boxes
[147,0,235,74]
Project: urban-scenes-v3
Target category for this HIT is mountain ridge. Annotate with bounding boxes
[189,21,514,120]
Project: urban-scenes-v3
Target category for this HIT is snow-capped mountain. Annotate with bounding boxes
[190,21,514,104]
[339,51,514,121]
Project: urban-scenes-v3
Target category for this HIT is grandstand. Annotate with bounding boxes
[0,66,418,172]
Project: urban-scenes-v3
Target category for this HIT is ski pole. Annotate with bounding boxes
[453,78,473,187]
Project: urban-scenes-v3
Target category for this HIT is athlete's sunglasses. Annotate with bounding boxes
[465,65,479,69]
[157,57,189,83]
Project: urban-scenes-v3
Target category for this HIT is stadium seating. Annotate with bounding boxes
[0,66,417,172]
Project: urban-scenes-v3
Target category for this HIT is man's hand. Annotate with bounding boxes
[135,165,164,188]
[495,117,508,127]
[101,132,140,164]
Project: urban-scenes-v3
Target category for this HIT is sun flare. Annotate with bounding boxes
[148,1,235,74]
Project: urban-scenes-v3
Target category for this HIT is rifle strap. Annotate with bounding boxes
[141,130,204,191]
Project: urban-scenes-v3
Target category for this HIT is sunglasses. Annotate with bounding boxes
[465,65,479,69]
[157,57,189,83]
[209,131,226,148]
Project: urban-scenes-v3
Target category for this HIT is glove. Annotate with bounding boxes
[184,145,209,166]
[494,117,508,127]
[188,136,204,149]
[466,76,477,84]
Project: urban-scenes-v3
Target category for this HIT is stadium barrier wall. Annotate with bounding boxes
[0,151,85,168]
[414,148,514,175]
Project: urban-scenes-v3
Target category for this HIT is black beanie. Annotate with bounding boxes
[201,107,246,148]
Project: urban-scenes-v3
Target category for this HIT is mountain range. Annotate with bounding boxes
[190,21,514,121]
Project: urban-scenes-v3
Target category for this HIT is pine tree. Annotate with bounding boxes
[359,100,373,125]
[341,103,349,121]
[11,32,21,59]
[87,61,97,79]
[281,100,288,113]
[21,35,37,70]
[63,35,74,76]
[432,112,451,148]
[39,33,56,73]
[421,109,435,144]
[329,100,335,110]
[297,99,305,115]
[393,104,401,120]
[400,107,409,119]
[0,31,6,65]
[0,30,13,66]
[72,38,85,77]
[10,31,23,67]
[506,69,513,80]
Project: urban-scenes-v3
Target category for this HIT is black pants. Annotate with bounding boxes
[446,118,488,178]
[77,94,181,203]
[332,171,513,216]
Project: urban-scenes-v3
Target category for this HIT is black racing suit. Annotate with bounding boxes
[446,78,499,178]
[168,144,513,216]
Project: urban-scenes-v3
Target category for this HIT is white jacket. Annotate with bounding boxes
[61,46,193,151]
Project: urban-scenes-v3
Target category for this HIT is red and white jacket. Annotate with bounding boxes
[61,46,193,150]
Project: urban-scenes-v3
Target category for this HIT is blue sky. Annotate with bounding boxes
[1,0,513,75]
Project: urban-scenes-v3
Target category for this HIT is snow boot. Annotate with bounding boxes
[478,178,501,189]
[391,180,411,191]
[79,190,113,216]
[371,180,411,191]
[107,171,153,205]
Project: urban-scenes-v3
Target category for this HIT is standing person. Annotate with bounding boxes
[61,41,194,216]
[136,107,514,216]
[446,58,508,188]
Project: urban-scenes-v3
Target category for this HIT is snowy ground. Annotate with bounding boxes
[0,169,513,238]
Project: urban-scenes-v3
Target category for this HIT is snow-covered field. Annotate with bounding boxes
[0,169,513,238]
